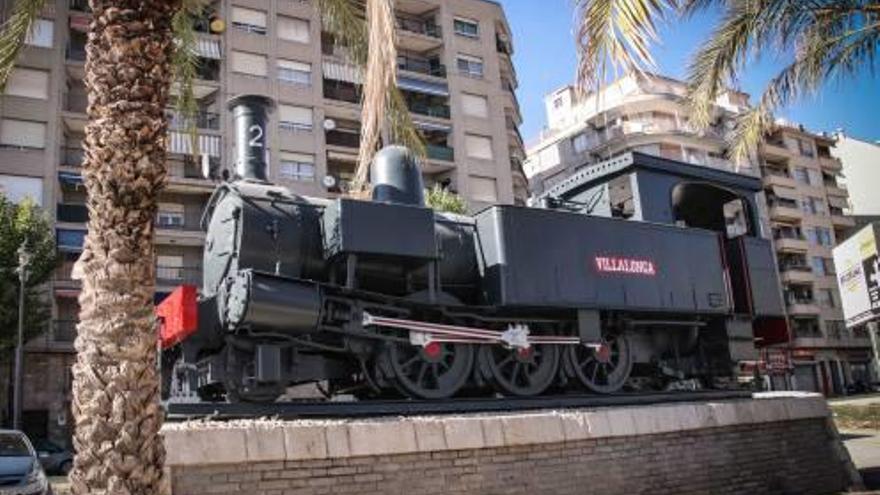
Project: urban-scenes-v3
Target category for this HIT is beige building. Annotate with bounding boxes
[761,122,870,395]
[524,72,756,195]
[524,73,869,396]
[0,0,525,444]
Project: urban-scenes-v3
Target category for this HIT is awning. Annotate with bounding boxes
[69,13,89,33]
[414,120,452,133]
[322,61,362,84]
[771,185,799,201]
[196,37,221,60]
[398,76,449,97]
[828,195,849,209]
[58,172,83,186]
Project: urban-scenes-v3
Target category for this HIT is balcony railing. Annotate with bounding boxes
[396,18,441,38]
[324,83,360,104]
[66,44,86,61]
[167,110,220,131]
[779,263,812,273]
[426,144,454,162]
[397,56,446,78]
[61,146,84,167]
[407,101,450,119]
[156,265,202,285]
[326,130,360,148]
[57,203,89,223]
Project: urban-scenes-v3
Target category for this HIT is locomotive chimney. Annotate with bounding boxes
[370,145,425,207]
[227,95,274,182]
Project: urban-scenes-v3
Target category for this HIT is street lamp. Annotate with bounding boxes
[13,243,30,431]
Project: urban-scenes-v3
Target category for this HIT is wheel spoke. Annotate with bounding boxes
[590,361,599,384]
[401,355,421,371]
[416,362,428,386]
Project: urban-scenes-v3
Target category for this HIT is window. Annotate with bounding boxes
[277,17,310,44]
[231,7,267,35]
[4,67,49,99]
[0,119,47,149]
[278,104,313,132]
[812,256,827,276]
[230,51,268,77]
[277,59,311,86]
[807,226,833,247]
[456,54,484,78]
[818,289,837,309]
[156,255,184,281]
[461,93,488,118]
[470,176,497,203]
[572,133,589,154]
[794,167,811,185]
[0,175,43,205]
[801,196,827,216]
[25,19,53,48]
[465,134,493,160]
[157,203,185,228]
[797,138,814,157]
[453,18,479,38]
[279,152,315,182]
[553,97,564,109]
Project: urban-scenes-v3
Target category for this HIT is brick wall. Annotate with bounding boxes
[169,419,848,495]
[164,394,859,495]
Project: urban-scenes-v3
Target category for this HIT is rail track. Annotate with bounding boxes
[164,389,753,421]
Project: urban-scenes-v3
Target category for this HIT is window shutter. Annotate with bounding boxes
[470,177,498,203]
[277,17,310,43]
[279,105,313,125]
[461,93,488,118]
[5,68,49,99]
[278,59,311,72]
[465,134,493,160]
[0,119,47,148]
[231,7,267,28]
[231,51,267,76]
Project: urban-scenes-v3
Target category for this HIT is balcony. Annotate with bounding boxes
[60,146,84,168]
[831,213,856,228]
[167,110,220,131]
[774,236,809,252]
[407,101,450,119]
[426,144,454,162]
[324,82,360,105]
[769,202,803,222]
[57,203,88,224]
[779,265,814,284]
[397,55,446,78]
[156,265,202,286]
[786,299,821,316]
[762,170,797,188]
[65,44,86,63]
[326,130,360,149]
[396,17,443,51]
[819,156,842,171]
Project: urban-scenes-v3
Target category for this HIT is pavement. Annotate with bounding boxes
[830,393,880,407]
[841,429,880,491]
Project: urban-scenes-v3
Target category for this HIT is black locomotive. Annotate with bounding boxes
[157,95,788,402]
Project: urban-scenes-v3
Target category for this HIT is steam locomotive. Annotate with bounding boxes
[157,95,789,402]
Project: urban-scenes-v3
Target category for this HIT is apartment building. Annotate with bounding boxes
[761,123,870,395]
[524,72,755,195]
[0,0,526,445]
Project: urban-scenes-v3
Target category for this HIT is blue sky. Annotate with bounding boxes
[498,1,879,145]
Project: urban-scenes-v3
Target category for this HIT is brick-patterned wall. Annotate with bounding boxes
[169,418,848,495]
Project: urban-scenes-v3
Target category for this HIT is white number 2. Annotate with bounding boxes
[248,124,264,148]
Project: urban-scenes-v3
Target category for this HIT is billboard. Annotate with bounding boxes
[833,223,880,328]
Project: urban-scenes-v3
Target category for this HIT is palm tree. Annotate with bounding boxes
[0,0,416,492]
[574,0,880,161]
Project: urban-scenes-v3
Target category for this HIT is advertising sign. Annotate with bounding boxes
[833,223,880,328]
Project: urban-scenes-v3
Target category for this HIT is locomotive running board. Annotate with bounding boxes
[362,312,598,349]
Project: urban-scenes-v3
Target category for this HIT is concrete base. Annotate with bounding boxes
[162,392,860,494]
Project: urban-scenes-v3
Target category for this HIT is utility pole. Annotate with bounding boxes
[13,244,29,430]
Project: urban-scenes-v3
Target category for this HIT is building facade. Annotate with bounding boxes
[524,73,755,196]
[0,0,525,445]
[831,131,880,216]
[760,124,871,395]
[524,73,869,396]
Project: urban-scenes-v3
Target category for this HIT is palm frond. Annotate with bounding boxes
[728,19,880,162]
[0,0,48,91]
[353,0,398,191]
[574,0,678,94]
[171,0,205,156]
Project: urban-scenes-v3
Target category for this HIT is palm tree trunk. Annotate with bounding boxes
[70,0,179,493]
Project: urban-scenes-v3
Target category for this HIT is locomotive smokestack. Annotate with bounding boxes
[370,146,425,207]
[227,95,274,182]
